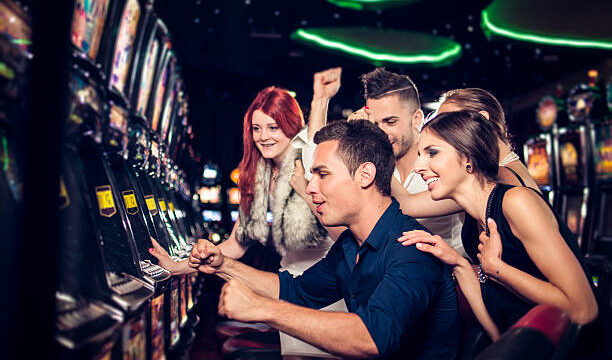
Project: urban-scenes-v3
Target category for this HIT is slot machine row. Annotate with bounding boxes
[524,72,612,313]
[50,0,204,359]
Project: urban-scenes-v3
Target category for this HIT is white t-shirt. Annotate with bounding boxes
[394,169,468,258]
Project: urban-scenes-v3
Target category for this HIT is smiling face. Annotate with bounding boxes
[414,129,468,200]
[251,109,292,164]
[306,140,361,227]
[365,95,417,160]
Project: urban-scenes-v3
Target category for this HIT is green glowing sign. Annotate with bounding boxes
[326,0,421,11]
[481,5,612,50]
[292,28,461,66]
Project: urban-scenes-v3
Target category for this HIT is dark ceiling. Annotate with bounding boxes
[152,0,611,173]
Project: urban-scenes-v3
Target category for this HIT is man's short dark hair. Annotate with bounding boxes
[361,68,421,110]
[314,120,395,196]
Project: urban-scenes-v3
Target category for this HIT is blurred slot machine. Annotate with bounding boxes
[523,131,555,204]
[0,0,31,354]
[549,87,592,248]
[228,167,240,225]
[199,161,225,243]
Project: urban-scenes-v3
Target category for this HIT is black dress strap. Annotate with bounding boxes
[501,166,526,187]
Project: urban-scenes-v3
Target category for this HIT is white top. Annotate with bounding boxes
[394,169,468,259]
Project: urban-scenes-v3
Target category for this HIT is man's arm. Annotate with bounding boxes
[218,279,378,359]
[191,239,280,299]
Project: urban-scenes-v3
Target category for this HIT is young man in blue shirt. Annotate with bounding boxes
[190,120,459,359]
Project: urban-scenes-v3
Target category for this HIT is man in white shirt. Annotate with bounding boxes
[360,68,467,257]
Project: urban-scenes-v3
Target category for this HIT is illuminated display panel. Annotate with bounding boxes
[593,121,612,182]
[110,0,140,94]
[151,60,168,131]
[0,2,31,54]
[136,40,159,117]
[564,194,584,236]
[150,295,165,360]
[109,104,128,150]
[198,186,221,204]
[230,210,239,223]
[170,284,179,346]
[160,87,175,141]
[557,129,585,187]
[526,139,552,188]
[71,0,111,61]
[202,210,222,222]
[567,88,595,122]
[122,312,146,360]
[228,187,240,205]
[536,97,557,131]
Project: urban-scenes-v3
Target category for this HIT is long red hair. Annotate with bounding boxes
[238,87,304,214]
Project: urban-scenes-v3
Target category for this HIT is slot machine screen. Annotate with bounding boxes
[71,0,111,61]
[160,87,175,141]
[198,186,221,204]
[109,0,140,94]
[526,139,552,189]
[151,61,168,131]
[202,210,222,222]
[201,162,220,185]
[0,2,31,54]
[558,130,584,187]
[230,210,239,222]
[136,40,159,117]
[567,86,595,122]
[563,194,584,236]
[228,187,240,205]
[109,105,128,149]
[593,121,612,182]
[536,97,557,131]
[121,311,146,360]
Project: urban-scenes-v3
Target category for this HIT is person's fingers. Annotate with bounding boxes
[478,243,483,252]
[487,218,499,238]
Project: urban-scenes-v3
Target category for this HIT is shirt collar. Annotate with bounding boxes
[362,198,400,250]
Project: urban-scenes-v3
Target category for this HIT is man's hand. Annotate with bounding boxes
[218,279,269,322]
[189,238,225,274]
[313,67,342,100]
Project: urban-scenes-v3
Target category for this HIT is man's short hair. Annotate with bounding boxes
[361,68,421,110]
[314,120,395,196]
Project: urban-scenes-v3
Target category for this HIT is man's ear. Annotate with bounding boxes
[412,109,424,134]
[357,162,377,189]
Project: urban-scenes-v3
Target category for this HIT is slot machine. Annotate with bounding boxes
[102,1,178,359]
[523,113,557,204]
[199,161,225,243]
[550,88,592,248]
[228,167,240,227]
[129,17,185,355]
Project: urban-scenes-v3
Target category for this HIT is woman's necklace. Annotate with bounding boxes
[271,168,279,182]
[499,151,520,167]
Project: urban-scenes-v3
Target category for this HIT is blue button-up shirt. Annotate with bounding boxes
[279,199,459,359]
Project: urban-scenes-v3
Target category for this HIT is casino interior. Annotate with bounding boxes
[1,0,611,359]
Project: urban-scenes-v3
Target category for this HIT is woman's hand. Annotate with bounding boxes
[289,159,309,199]
[478,218,504,278]
[148,237,177,272]
[398,230,464,266]
[347,107,369,122]
[313,67,342,100]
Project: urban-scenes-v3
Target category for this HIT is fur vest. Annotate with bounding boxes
[235,148,328,256]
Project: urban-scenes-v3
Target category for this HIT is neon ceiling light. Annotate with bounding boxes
[482,10,612,50]
[293,29,461,65]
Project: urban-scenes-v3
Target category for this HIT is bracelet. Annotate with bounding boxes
[477,264,488,283]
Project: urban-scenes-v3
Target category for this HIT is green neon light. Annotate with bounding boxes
[11,38,32,46]
[482,10,612,50]
[294,29,461,64]
[2,136,8,172]
[326,0,363,11]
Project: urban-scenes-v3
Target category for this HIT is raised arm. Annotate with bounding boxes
[307,67,341,141]
[479,188,598,325]
[391,178,462,217]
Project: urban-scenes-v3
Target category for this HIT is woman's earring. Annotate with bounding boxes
[466,164,473,173]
